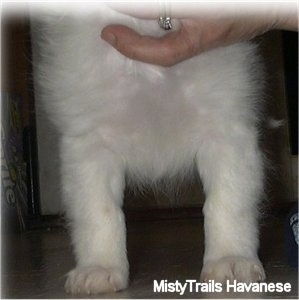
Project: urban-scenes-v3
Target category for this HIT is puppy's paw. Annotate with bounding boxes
[65,266,128,295]
[200,256,266,284]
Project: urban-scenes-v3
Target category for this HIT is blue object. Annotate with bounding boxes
[285,205,298,267]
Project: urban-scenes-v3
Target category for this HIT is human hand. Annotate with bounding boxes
[101,3,298,67]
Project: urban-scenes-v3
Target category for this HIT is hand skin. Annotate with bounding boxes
[101,4,298,67]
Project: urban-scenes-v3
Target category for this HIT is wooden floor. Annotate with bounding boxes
[2,212,298,299]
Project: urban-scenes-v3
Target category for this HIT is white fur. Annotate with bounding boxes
[31,4,266,295]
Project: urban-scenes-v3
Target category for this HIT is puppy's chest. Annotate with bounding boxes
[97,89,201,145]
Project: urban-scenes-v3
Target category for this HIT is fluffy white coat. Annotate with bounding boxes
[31,4,266,294]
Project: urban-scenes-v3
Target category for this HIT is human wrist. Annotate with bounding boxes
[274,13,298,31]
[268,3,298,31]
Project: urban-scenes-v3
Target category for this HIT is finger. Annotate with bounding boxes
[101,24,200,67]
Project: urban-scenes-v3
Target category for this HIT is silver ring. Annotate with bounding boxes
[158,2,172,30]
[158,16,172,30]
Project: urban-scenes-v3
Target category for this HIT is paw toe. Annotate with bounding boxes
[200,256,265,283]
[65,266,128,295]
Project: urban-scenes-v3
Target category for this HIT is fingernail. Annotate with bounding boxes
[101,31,116,46]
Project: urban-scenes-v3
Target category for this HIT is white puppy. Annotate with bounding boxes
[31,3,266,295]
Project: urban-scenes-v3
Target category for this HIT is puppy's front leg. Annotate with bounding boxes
[197,127,266,283]
[61,137,128,295]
